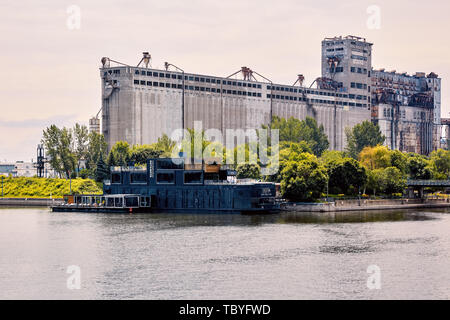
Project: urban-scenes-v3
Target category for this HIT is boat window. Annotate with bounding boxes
[184,171,203,184]
[114,197,123,208]
[130,172,147,184]
[125,196,139,207]
[140,197,151,207]
[157,172,175,184]
[106,197,115,207]
[111,173,121,184]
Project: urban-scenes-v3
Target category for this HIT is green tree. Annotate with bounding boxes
[73,123,89,172]
[326,157,367,195]
[86,131,108,170]
[265,116,329,156]
[236,163,261,180]
[155,134,176,157]
[390,150,408,174]
[265,143,315,183]
[106,151,116,169]
[78,168,91,179]
[108,141,131,166]
[320,150,345,166]
[429,149,450,180]
[280,156,328,202]
[346,121,385,158]
[407,154,432,180]
[42,125,76,178]
[366,167,406,195]
[95,157,110,182]
[359,145,392,170]
[383,167,407,194]
[130,145,164,165]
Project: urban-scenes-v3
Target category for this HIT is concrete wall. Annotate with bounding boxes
[101,67,371,151]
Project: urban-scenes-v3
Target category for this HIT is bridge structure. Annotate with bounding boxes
[407,179,450,198]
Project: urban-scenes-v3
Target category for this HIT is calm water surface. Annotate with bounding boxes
[0,207,449,299]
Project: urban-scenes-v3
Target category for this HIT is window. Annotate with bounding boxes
[140,80,145,85]
[184,171,203,184]
[111,173,121,184]
[125,196,139,207]
[134,80,139,84]
[130,172,147,184]
[157,172,175,184]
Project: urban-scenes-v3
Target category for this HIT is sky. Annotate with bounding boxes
[1,0,449,162]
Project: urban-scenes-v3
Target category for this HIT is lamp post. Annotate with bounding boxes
[165,62,185,139]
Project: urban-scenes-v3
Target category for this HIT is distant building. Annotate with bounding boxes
[0,161,57,178]
[371,70,442,154]
[99,35,442,155]
[89,117,101,134]
[0,164,16,176]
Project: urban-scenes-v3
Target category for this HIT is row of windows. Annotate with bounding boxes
[133,80,262,96]
[329,67,344,73]
[133,80,371,102]
[133,69,262,88]
[350,82,368,90]
[267,86,346,96]
[351,67,368,74]
[351,55,368,61]
[326,47,344,52]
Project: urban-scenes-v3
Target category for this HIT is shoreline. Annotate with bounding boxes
[283,198,450,212]
[1,197,449,212]
[0,198,63,207]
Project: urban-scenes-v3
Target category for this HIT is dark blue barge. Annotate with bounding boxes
[52,158,280,214]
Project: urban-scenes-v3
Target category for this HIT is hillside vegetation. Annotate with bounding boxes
[0,176,102,198]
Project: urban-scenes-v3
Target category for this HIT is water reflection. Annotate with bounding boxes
[278,209,441,224]
[88,208,442,230]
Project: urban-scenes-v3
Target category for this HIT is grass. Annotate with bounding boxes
[0,176,102,198]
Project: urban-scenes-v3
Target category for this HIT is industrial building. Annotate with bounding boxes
[98,35,444,154]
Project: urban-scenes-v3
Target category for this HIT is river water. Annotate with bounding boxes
[0,207,449,300]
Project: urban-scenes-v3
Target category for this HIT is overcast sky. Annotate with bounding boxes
[1,0,449,162]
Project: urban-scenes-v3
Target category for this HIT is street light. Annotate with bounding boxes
[165,62,185,138]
